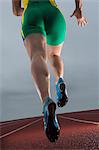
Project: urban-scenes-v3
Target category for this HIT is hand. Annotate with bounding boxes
[70,8,87,27]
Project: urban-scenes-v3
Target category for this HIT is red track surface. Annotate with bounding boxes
[0,109,99,150]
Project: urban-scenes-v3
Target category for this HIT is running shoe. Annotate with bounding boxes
[56,77,68,107]
[43,97,60,142]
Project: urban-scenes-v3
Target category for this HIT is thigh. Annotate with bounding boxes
[24,33,47,60]
[44,4,67,46]
[47,42,64,58]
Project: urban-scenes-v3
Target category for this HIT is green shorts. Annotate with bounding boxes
[21,1,67,46]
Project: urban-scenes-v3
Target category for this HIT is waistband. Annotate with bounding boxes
[29,0,49,2]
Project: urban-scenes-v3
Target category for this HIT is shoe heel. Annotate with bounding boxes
[48,102,56,119]
[60,83,65,92]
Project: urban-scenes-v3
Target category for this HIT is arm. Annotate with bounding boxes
[75,0,82,10]
[12,0,24,16]
[72,0,83,19]
[71,0,87,26]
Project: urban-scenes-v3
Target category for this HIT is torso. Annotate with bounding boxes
[22,0,57,9]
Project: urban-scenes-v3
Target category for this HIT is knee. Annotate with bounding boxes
[48,53,63,66]
[31,51,50,78]
[48,53,60,62]
[31,51,46,70]
[31,47,47,63]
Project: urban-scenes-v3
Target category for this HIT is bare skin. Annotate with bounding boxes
[47,43,64,82]
[24,34,64,102]
[24,34,50,102]
[71,0,87,26]
[12,0,87,102]
[12,0,23,16]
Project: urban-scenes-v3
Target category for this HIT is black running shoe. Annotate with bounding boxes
[43,97,60,142]
[56,77,68,107]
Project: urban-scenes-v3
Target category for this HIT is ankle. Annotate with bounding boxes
[56,77,64,84]
[42,96,54,113]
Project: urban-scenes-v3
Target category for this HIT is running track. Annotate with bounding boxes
[0,109,99,150]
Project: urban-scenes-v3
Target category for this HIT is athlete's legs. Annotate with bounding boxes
[47,42,64,82]
[24,33,50,102]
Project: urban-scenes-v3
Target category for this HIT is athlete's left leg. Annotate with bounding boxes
[47,42,64,82]
[47,43,68,107]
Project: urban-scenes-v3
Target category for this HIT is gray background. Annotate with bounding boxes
[0,0,99,121]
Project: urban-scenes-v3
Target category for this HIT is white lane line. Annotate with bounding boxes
[0,111,98,125]
[0,120,23,126]
[59,116,99,125]
[71,112,99,115]
[0,119,34,126]
[0,118,42,139]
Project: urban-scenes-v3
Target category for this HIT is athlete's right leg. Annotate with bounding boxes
[24,33,50,102]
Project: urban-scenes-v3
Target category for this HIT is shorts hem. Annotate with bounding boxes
[47,41,64,46]
[21,28,46,40]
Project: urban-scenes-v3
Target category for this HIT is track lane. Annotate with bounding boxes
[1,109,99,150]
